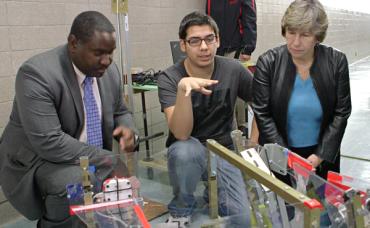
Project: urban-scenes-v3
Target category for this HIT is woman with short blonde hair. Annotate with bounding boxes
[281,0,328,42]
[253,0,351,181]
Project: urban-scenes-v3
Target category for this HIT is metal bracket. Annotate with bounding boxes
[79,156,95,227]
[112,0,128,14]
[208,150,218,219]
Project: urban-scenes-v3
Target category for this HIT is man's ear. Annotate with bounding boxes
[180,39,186,52]
[68,34,78,52]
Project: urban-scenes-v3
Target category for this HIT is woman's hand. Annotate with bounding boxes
[306,154,323,169]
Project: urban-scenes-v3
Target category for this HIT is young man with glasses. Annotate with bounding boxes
[157,11,253,227]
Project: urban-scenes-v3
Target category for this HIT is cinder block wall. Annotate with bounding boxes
[252,0,370,64]
[1,0,370,155]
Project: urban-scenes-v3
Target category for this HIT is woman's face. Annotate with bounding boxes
[285,29,317,61]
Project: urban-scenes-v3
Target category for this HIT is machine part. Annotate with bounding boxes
[166,215,191,228]
[114,0,134,112]
[231,131,288,227]
[102,177,133,202]
[206,139,322,228]
[262,144,289,175]
[80,156,94,205]
[230,129,244,153]
[208,151,218,219]
[79,156,95,227]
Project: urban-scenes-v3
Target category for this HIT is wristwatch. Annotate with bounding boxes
[133,134,140,150]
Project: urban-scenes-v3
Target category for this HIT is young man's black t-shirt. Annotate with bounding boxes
[158,56,253,147]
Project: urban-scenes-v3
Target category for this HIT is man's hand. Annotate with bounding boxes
[113,126,136,152]
[306,154,323,169]
[239,54,251,62]
[178,77,218,97]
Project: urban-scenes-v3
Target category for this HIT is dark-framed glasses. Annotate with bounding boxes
[185,34,217,47]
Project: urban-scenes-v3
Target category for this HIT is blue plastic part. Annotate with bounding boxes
[66,183,84,203]
[89,165,96,174]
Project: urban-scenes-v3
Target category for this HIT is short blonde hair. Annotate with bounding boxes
[281,0,328,42]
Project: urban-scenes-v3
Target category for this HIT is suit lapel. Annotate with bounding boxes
[60,45,84,136]
[97,75,112,148]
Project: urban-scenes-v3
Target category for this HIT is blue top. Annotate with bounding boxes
[287,74,323,147]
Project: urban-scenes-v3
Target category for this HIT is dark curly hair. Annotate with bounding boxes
[178,11,219,39]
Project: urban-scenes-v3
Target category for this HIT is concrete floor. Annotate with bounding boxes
[340,56,370,182]
[2,56,370,227]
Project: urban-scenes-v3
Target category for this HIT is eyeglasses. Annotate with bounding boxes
[185,34,217,47]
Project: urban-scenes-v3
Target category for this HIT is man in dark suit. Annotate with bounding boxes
[0,11,138,227]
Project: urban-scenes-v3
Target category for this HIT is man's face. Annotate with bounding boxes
[180,25,219,68]
[69,31,116,77]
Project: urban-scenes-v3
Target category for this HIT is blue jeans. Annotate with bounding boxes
[167,137,251,227]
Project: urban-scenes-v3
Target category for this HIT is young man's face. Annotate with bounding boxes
[69,31,116,77]
[180,25,220,68]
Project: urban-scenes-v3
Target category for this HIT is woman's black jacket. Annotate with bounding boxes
[252,44,351,163]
